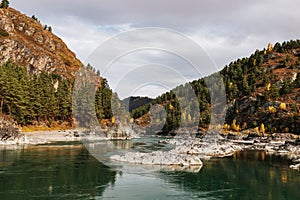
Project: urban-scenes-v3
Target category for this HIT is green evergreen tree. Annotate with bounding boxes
[55,80,72,121]
[0,0,9,9]
[241,76,250,95]
[280,80,292,95]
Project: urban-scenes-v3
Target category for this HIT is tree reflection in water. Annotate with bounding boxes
[158,150,300,200]
[0,144,117,199]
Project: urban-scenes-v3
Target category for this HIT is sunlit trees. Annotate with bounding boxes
[267,43,273,52]
[231,119,240,132]
[260,123,265,134]
[279,103,287,110]
[268,106,276,113]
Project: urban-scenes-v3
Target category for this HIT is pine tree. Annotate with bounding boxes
[55,80,72,121]
[0,0,9,9]
[280,80,291,95]
[241,76,250,95]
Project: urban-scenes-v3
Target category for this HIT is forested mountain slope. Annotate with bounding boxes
[132,41,300,134]
[0,6,113,128]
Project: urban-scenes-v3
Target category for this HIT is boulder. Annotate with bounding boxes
[0,116,20,141]
[290,163,300,170]
[106,123,139,140]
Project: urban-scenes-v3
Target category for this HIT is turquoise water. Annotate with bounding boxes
[0,139,300,199]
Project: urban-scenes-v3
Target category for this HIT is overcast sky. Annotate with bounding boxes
[11,0,300,99]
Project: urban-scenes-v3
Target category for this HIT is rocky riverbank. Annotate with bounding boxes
[218,132,300,170]
[0,123,141,145]
[1,121,299,171]
[0,129,83,145]
[110,130,300,171]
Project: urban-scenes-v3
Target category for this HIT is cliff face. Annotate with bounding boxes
[0,8,82,79]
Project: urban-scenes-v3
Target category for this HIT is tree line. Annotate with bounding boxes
[0,61,113,127]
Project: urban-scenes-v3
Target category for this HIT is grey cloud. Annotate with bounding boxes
[12,1,300,52]
[10,1,300,97]
[12,1,299,29]
[84,28,216,98]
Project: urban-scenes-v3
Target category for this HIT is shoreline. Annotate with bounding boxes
[0,129,82,145]
[1,129,300,170]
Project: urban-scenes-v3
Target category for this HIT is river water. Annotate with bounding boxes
[0,138,300,199]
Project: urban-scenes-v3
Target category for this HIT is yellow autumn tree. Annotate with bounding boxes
[223,124,230,130]
[111,116,116,124]
[266,83,271,91]
[267,43,273,52]
[268,106,276,113]
[260,123,265,134]
[231,120,240,132]
[279,103,286,110]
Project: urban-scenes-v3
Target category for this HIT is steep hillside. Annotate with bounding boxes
[222,41,300,133]
[132,40,300,134]
[0,7,82,79]
[0,6,113,129]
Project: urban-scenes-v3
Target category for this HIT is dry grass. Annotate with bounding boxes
[22,124,72,132]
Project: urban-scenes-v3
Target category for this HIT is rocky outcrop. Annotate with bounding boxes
[111,151,203,166]
[110,131,300,170]
[0,116,20,141]
[106,123,138,140]
[80,123,141,141]
[290,163,300,170]
[290,157,300,170]
[0,8,82,79]
[109,131,240,167]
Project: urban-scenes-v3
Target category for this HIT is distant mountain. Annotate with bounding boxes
[132,40,300,134]
[121,96,154,112]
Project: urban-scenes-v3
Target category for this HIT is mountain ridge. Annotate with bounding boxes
[132,41,300,134]
[0,7,82,79]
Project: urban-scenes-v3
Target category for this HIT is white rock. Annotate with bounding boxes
[111,151,203,166]
[290,163,300,170]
